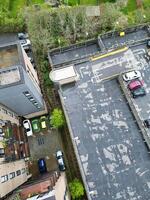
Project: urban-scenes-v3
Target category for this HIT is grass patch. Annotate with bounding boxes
[79,0,97,5]
[143,0,150,9]
[9,0,26,16]
[0,0,44,17]
[67,0,115,6]
[122,0,137,14]
[30,0,44,3]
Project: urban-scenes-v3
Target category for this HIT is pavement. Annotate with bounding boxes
[49,42,100,67]
[28,128,63,177]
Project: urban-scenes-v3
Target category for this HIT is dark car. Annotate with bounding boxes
[131,87,146,98]
[38,158,47,173]
[144,119,150,128]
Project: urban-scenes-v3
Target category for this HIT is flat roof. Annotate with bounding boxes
[50,66,76,82]
[50,25,150,200]
[59,47,150,200]
[0,44,20,69]
[0,67,20,86]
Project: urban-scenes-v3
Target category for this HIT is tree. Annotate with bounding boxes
[69,178,84,200]
[50,108,65,128]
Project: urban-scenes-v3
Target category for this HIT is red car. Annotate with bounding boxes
[128,79,144,91]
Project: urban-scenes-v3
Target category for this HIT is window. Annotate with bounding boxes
[16,170,21,176]
[28,97,34,101]
[2,108,7,114]
[21,168,26,174]
[23,91,30,97]
[9,172,15,179]
[1,175,8,183]
[0,148,5,156]
[8,112,13,117]
[33,102,38,105]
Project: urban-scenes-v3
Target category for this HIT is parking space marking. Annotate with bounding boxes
[91,46,128,61]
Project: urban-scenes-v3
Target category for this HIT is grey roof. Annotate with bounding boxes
[51,25,150,200]
[60,59,150,200]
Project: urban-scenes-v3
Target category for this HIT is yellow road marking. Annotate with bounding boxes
[91,46,128,61]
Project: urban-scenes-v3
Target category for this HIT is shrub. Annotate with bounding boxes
[50,108,65,128]
[69,178,84,200]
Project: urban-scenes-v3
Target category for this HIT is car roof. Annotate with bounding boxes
[126,71,137,76]
[41,121,46,128]
[56,150,63,156]
[129,80,141,88]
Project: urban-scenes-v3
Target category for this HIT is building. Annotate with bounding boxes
[0,42,47,118]
[49,26,150,200]
[19,171,70,200]
[0,159,31,199]
[0,103,19,125]
[0,106,31,198]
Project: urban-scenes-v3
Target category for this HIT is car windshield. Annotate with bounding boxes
[26,128,30,132]
[134,88,143,94]
[57,155,61,159]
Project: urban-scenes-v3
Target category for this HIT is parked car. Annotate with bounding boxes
[31,119,40,133]
[23,120,33,136]
[40,116,47,129]
[19,39,31,50]
[144,119,150,128]
[128,79,143,91]
[18,32,29,40]
[122,70,141,82]
[26,51,34,63]
[147,40,150,48]
[131,87,146,98]
[38,158,47,173]
[56,150,66,171]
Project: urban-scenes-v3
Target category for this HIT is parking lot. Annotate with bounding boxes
[54,26,150,199]
[131,45,150,120]
[25,115,64,177]
[61,56,150,200]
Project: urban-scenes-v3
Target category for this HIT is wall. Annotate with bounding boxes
[0,104,19,125]
[0,159,29,198]
[0,67,44,116]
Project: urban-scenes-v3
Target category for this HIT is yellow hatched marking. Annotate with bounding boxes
[91,46,128,61]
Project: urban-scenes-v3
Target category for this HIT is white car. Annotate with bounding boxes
[122,70,141,82]
[56,150,66,171]
[23,120,33,136]
[18,32,29,40]
[20,39,31,50]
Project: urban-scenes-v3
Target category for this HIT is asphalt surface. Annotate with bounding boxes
[50,43,100,66]
[102,29,148,50]
[90,48,136,82]
[130,45,150,120]
[57,28,150,200]
[61,67,150,200]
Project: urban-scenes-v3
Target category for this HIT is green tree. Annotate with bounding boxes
[69,178,84,200]
[50,108,65,128]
